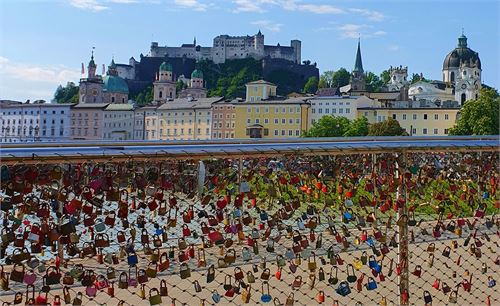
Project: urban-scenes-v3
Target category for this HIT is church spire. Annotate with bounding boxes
[458,29,467,48]
[353,37,364,73]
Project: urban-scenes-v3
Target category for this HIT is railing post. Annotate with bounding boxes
[397,152,409,306]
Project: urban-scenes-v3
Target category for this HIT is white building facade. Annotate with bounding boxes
[0,101,72,143]
[308,96,378,126]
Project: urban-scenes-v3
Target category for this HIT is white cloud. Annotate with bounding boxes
[284,1,343,14]
[337,24,387,39]
[349,8,385,22]
[251,20,283,32]
[233,0,266,13]
[0,57,80,85]
[388,44,400,52]
[233,0,343,14]
[0,57,81,101]
[174,0,207,11]
[108,0,137,3]
[337,23,364,39]
[69,0,109,11]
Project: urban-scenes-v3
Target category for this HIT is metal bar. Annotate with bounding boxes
[397,151,410,306]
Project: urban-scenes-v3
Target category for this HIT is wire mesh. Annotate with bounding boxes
[0,150,498,306]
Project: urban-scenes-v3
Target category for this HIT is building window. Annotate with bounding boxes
[255,119,260,124]
[412,128,416,135]
[424,114,428,120]
[433,128,438,134]
[312,109,316,114]
[423,128,427,135]
[392,114,397,119]
[288,130,293,136]
[247,107,251,113]
[264,129,269,136]
[247,119,251,124]
[445,114,449,120]
[444,128,449,134]
[281,119,286,124]
[332,109,336,114]
[434,114,439,120]
[346,109,350,114]
[264,118,269,124]
[339,109,343,114]
[281,130,285,136]
[274,130,278,136]
[318,109,323,114]
[402,114,407,120]
[413,114,417,120]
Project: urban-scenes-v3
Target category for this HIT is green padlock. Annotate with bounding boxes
[149,288,162,305]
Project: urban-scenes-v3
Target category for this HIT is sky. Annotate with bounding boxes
[0,0,499,102]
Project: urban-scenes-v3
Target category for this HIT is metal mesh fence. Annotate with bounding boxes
[0,151,498,305]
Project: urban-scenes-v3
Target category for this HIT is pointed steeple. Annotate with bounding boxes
[353,38,364,73]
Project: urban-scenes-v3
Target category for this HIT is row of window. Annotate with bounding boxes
[2,110,65,115]
[145,128,211,137]
[247,107,301,114]
[104,114,133,119]
[213,132,235,139]
[312,108,351,114]
[213,106,236,110]
[72,113,99,117]
[246,118,301,125]
[1,128,64,137]
[391,113,450,120]
[2,119,64,125]
[311,102,351,106]
[410,128,449,135]
[213,113,235,119]
[245,129,301,137]
[213,122,235,129]
[71,128,99,137]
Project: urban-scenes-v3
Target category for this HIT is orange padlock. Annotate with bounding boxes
[316,291,325,303]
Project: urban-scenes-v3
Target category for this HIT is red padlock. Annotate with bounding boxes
[275,267,282,280]
[433,279,440,290]
[108,282,115,297]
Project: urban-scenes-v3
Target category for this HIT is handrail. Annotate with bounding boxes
[0,137,498,165]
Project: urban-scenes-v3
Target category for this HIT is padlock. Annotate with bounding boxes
[179,263,191,279]
[412,265,422,277]
[366,277,377,290]
[316,291,325,303]
[423,290,432,304]
[318,267,325,281]
[336,281,351,296]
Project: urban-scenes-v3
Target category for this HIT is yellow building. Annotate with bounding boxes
[234,98,310,138]
[245,80,277,102]
[358,102,460,136]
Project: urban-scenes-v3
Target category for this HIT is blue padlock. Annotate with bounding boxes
[260,210,268,221]
[336,281,351,296]
[483,192,489,199]
[343,211,352,220]
[127,251,138,266]
[488,277,496,288]
[212,291,221,303]
[155,228,163,235]
[233,209,242,218]
[366,277,377,290]
[368,255,377,269]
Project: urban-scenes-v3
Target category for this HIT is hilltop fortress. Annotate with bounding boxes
[149,31,301,64]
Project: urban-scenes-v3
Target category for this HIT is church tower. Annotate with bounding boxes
[153,61,176,103]
[443,31,481,104]
[79,50,103,103]
[350,38,366,93]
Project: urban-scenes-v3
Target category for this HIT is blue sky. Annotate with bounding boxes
[0,0,499,102]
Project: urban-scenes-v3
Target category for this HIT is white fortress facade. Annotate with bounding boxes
[150,31,301,64]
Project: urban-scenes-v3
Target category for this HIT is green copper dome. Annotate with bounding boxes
[159,61,172,72]
[102,75,129,94]
[191,69,203,79]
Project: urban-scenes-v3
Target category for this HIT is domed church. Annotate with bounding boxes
[442,32,481,104]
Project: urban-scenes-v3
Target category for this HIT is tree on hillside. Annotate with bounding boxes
[449,88,500,135]
[410,73,428,84]
[132,85,153,106]
[303,76,318,94]
[368,118,408,136]
[332,68,350,88]
[380,70,390,84]
[54,82,79,103]
[344,117,369,137]
[365,72,384,92]
[319,71,334,88]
